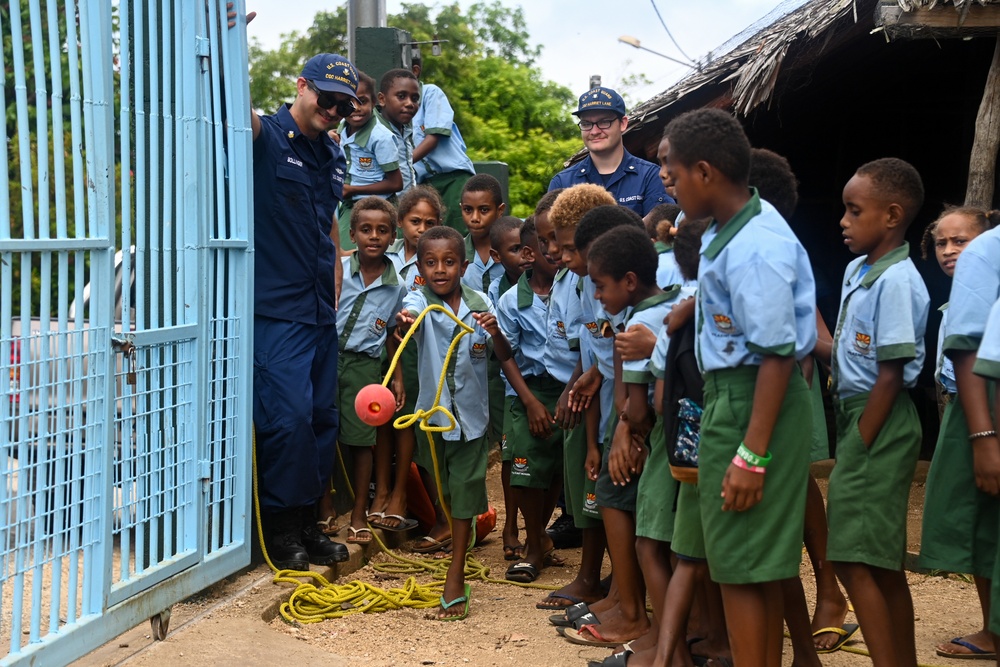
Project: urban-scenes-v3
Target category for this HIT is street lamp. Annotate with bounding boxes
[618,35,694,69]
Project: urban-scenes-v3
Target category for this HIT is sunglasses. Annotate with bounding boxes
[577,118,618,132]
[306,80,355,117]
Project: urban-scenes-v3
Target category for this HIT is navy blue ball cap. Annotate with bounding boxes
[301,53,360,100]
[572,86,626,117]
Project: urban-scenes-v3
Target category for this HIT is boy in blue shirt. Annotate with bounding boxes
[377,69,419,197]
[823,158,930,666]
[396,226,513,621]
[663,108,817,666]
[337,71,402,251]
[411,54,476,233]
[318,197,405,544]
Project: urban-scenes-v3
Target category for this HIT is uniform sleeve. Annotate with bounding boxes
[945,244,1000,354]
[872,271,918,362]
[729,250,798,357]
[392,284,406,325]
[650,326,671,379]
[548,172,567,192]
[496,292,521,353]
[621,320,661,385]
[640,169,669,216]
[419,85,454,136]
[973,298,1000,379]
[371,131,401,173]
[402,289,426,317]
[564,278,584,351]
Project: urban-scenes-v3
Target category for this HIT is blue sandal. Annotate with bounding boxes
[434,583,471,622]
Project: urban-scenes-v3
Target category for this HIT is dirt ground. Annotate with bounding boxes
[84,460,988,667]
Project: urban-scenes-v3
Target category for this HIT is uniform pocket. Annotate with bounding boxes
[273,161,312,216]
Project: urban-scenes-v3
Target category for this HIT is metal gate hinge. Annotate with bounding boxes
[195,37,210,58]
[198,460,210,480]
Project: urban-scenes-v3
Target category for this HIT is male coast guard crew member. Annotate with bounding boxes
[548,87,670,217]
[250,53,358,569]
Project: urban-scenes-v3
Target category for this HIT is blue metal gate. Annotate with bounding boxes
[0,1,254,664]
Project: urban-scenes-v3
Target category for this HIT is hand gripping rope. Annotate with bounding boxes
[252,304,559,625]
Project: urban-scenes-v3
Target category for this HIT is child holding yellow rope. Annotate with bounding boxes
[395,226,514,621]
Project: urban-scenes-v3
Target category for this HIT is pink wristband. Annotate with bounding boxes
[731,454,766,474]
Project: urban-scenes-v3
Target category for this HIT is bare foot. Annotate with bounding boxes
[936,631,995,657]
[577,605,649,644]
[811,595,850,651]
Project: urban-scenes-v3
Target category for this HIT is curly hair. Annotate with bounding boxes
[920,204,1000,259]
[750,148,799,220]
[673,218,711,282]
[574,205,644,251]
[587,225,658,286]
[417,225,465,262]
[665,108,750,185]
[549,184,617,229]
[350,196,397,229]
[398,185,444,222]
[855,158,924,227]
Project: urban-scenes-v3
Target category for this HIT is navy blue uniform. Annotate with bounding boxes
[252,104,345,511]
[548,150,670,216]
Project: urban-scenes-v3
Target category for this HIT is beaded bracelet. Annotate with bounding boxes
[969,430,998,441]
[731,454,766,474]
[736,442,772,468]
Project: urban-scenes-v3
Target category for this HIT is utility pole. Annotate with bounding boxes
[347,0,387,62]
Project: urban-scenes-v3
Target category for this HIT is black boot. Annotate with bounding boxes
[300,508,349,564]
[264,508,309,570]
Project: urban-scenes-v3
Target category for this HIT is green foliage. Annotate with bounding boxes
[248,2,581,215]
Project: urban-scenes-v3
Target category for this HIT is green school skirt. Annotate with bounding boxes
[509,375,564,488]
[920,396,999,577]
[337,350,383,447]
[826,391,921,571]
[563,421,602,529]
[699,365,811,584]
[636,414,680,542]
[671,481,706,560]
[596,412,642,513]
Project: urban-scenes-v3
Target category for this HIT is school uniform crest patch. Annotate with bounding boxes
[556,320,567,337]
[358,156,373,170]
[584,492,598,512]
[584,321,599,337]
[368,317,387,337]
[470,342,487,359]
[512,457,528,474]
[853,331,872,354]
[713,314,736,333]
[413,275,426,287]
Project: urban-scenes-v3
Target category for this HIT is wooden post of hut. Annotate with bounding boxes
[878,0,1000,207]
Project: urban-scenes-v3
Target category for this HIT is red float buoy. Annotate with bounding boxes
[355,383,395,426]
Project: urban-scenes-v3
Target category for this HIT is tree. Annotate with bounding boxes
[248,2,581,216]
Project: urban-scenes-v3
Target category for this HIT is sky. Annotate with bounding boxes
[244,0,807,104]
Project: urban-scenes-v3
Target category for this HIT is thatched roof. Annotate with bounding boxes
[897,0,999,9]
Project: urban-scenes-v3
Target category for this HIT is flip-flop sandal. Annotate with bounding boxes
[572,611,601,630]
[814,623,860,654]
[429,583,471,622]
[366,511,385,524]
[537,592,584,611]
[543,549,567,567]
[587,644,634,667]
[315,515,341,536]
[563,625,623,649]
[373,514,418,532]
[935,636,997,660]
[411,535,452,554]
[346,526,373,544]
[503,543,524,561]
[505,561,539,583]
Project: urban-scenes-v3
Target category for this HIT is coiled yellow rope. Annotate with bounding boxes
[252,304,559,625]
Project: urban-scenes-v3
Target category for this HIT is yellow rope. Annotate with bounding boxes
[253,304,559,625]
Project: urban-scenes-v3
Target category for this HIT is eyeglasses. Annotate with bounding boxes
[577,118,618,132]
[306,80,355,117]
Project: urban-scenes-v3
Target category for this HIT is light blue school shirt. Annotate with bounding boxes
[338,255,405,357]
[973,298,1000,380]
[488,272,517,309]
[497,271,551,382]
[412,82,475,181]
[543,268,583,384]
[831,244,930,400]
[622,288,682,404]
[651,322,671,379]
[387,239,418,281]
[695,190,817,373]
[340,114,401,201]
[376,109,416,196]
[578,276,615,380]
[655,246,686,291]
[402,285,493,441]
[944,226,1000,356]
[935,305,956,394]
[463,235,505,293]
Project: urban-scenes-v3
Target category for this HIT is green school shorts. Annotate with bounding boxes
[671,481,706,560]
[636,414,680,542]
[337,350,383,447]
[699,366,811,584]
[500,396,516,463]
[826,391,921,570]
[510,375,564,489]
[563,421,602,529]
[808,373,831,462]
[421,432,489,520]
[596,412,642,513]
[920,396,999,577]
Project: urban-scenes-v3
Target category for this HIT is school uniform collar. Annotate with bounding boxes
[631,285,681,315]
[654,241,672,253]
[555,267,570,282]
[516,271,539,309]
[348,253,399,286]
[342,113,379,149]
[465,234,476,264]
[375,108,411,138]
[703,188,762,260]
[421,283,490,313]
[847,243,910,289]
